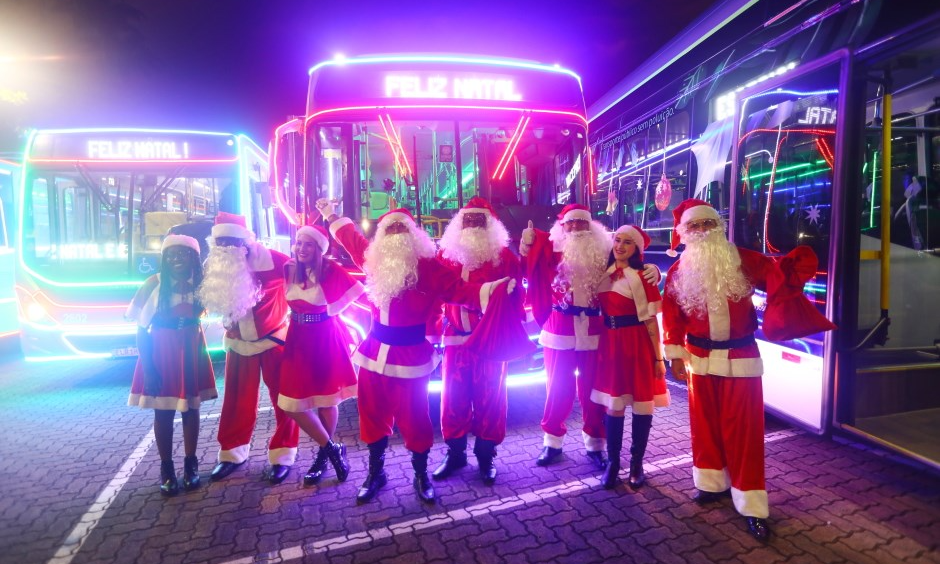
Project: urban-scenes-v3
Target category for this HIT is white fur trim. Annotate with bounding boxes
[296,226,329,253]
[732,487,769,518]
[679,204,720,226]
[277,385,357,411]
[614,225,645,251]
[127,388,218,412]
[218,444,251,464]
[664,344,690,361]
[462,207,491,215]
[211,223,252,239]
[329,216,354,239]
[538,326,600,351]
[378,212,413,232]
[246,242,274,272]
[543,433,564,449]
[692,466,731,492]
[687,352,763,377]
[268,447,297,466]
[162,234,201,254]
[582,431,605,452]
[224,325,288,356]
[560,209,591,223]
[326,283,365,316]
[443,334,470,346]
[351,349,440,378]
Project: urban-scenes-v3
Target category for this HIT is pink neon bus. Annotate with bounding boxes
[272,54,595,385]
[15,128,280,361]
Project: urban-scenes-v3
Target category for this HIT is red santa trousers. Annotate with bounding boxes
[541,348,606,451]
[217,346,299,465]
[357,368,434,453]
[440,345,508,444]
[688,372,768,518]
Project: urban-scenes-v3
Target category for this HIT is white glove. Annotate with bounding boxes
[521,220,535,246]
[315,198,336,220]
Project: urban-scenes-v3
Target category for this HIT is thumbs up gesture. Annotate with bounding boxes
[521,220,535,245]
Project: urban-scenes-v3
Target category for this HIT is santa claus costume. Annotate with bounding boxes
[127,234,217,496]
[277,225,363,486]
[433,197,523,485]
[327,206,505,504]
[197,212,299,485]
[662,198,833,542]
[521,204,609,469]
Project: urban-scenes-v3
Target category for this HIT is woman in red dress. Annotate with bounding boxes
[127,234,217,496]
[591,225,668,490]
[277,225,364,487]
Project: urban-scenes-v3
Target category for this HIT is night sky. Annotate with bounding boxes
[0,0,714,153]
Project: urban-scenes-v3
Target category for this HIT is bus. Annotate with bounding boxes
[15,128,280,361]
[0,158,20,344]
[588,0,940,468]
[272,54,595,385]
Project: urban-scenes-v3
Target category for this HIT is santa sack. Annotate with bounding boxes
[465,283,536,362]
[762,245,837,341]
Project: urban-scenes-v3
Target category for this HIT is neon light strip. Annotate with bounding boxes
[737,127,834,146]
[237,134,270,232]
[492,114,530,180]
[815,137,835,169]
[28,158,238,165]
[383,115,414,177]
[600,139,692,180]
[271,119,302,226]
[376,115,409,178]
[16,285,127,310]
[309,55,582,84]
[763,133,788,254]
[304,105,587,128]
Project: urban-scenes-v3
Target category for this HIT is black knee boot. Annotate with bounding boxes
[160,459,179,497]
[356,437,388,504]
[412,450,436,503]
[602,415,624,490]
[326,440,350,482]
[432,435,468,480]
[304,446,330,486]
[182,455,200,491]
[628,414,653,489]
[473,439,498,486]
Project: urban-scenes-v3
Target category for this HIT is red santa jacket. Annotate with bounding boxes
[330,218,500,378]
[524,228,603,352]
[224,243,290,356]
[438,246,522,346]
[661,246,772,377]
[283,257,365,316]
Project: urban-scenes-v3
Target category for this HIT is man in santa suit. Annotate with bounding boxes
[661,198,776,542]
[318,199,510,504]
[521,204,658,469]
[196,212,298,485]
[432,196,522,486]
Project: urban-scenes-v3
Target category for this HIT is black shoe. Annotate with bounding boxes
[356,471,387,504]
[209,461,244,482]
[536,447,563,467]
[414,472,436,503]
[267,464,291,485]
[601,458,621,490]
[303,447,330,486]
[693,489,731,504]
[432,451,468,480]
[586,450,608,470]
[326,441,350,482]
[745,517,770,542]
[182,455,201,491]
[478,457,497,486]
[627,457,645,490]
[159,460,179,497]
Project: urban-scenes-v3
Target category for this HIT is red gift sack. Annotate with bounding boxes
[762,246,837,341]
[465,283,536,362]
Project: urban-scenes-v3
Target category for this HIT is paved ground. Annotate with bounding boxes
[0,349,938,564]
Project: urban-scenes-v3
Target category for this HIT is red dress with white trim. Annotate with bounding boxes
[591,266,668,415]
[127,275,217,412]
[277,259,364,411]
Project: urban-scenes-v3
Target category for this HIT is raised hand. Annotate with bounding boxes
[521,220,535,245]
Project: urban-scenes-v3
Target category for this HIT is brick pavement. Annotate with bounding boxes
[0,353,938,564]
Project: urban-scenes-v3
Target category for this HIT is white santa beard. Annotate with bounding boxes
[364,233,420,310]
[197,245,261,325]
[554,231,609,305]
[440,226,504,271]
[674,229,753,318]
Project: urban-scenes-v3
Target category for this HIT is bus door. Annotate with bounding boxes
[842,35,940,469]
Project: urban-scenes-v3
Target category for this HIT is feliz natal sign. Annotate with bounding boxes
[383,73,523,101]
[86,140,191,160]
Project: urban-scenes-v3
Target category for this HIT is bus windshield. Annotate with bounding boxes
[21,165,237,282]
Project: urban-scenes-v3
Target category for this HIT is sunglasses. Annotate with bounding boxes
[685,218,719,231]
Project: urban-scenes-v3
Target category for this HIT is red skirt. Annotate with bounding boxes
[128,325,217,412]
[278,317,358,411]
[591,324,669,414]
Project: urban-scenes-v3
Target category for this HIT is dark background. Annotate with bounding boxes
[0,0,713,155]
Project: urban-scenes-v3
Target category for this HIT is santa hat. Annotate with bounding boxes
[377,207,416,231]
[462,196,498,218]
[614,224,651,251]
[211,211,253,239]
[557,203,591,224]
[161,234,201,255]
[666,198,720,257]
[296,224,330,254]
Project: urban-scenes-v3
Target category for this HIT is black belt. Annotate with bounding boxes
[290,311,331,324]
[552,305,600,317]
[604,314,642,329]
[151,316,201,329]
[370,322,426,346]
[686,333,756,350]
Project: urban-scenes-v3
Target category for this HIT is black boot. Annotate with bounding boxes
[182,455,201,491]
[628,414,653,489]
[474,439,498,486]
[602,414,624,490]
[303,446,330,486]
[326,440,350,482]
[356,437,388,504]
[432,436,468,480]
[160,459,179,497]
[411,450,436,503]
